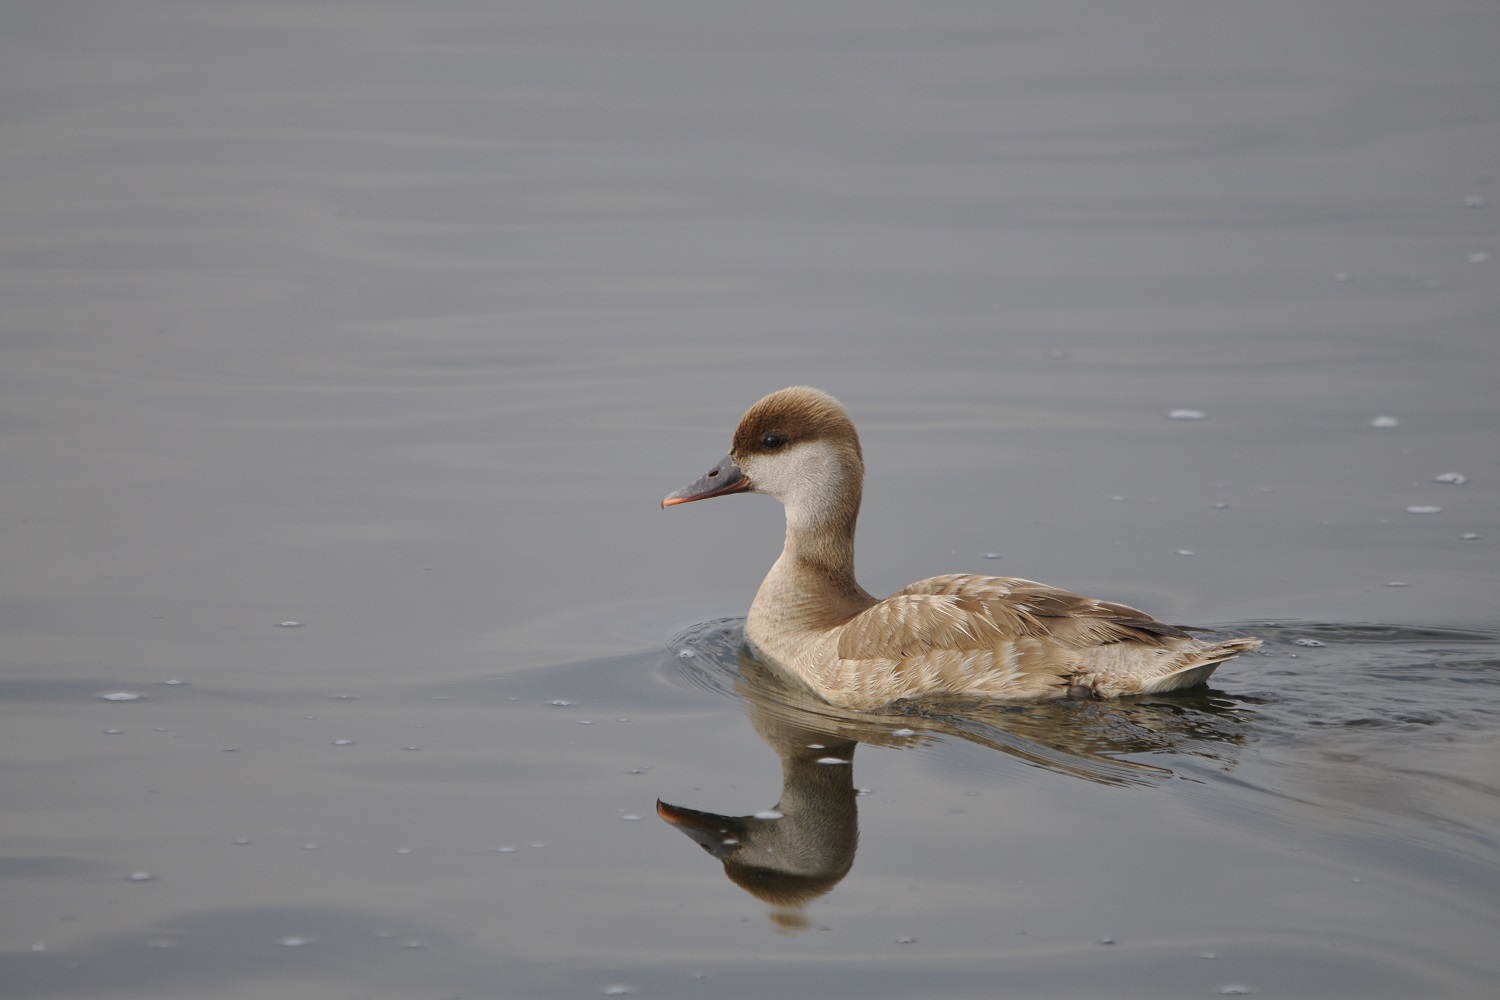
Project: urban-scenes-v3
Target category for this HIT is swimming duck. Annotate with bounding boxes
[663,386,1259,708]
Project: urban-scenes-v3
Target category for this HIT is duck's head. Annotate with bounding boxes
[662,387,864,528]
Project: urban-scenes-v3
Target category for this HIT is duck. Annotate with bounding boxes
[663,386,1259,709]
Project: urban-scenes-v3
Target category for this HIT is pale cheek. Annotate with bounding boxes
[748,442,847,527]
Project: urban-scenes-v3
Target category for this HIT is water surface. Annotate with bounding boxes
[2,1,1497,997]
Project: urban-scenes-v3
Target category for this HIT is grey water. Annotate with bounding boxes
[3,1,1498,998]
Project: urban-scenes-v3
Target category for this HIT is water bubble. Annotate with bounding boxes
[1468,251,1490,264]
[161,679,185,686]
[30,943,46,952]
[146,939,177,949]
[1212,502,1230,509]
[233,838,252,845]
[1097,935,1116,945]
[1176,549,1196,557]
[599,986,636,996]
[276,621,305,628]
[277,936,312,947]
[1218,986,1253,996]
[754,810,785,820]
[1369,415,1400,428]
[330,739,355,746]
[1108,495,1128,502]
[1386,581,1410,588]
[548,699,574,707]
[1405,506,1442,514]
[302,843,320,850]
[892,728,916,737]
[1167,409,1208,421]
[401,746,421,751]
[1199,951,1217,959]
[1293,638,1324,647]
[896,935,917,945]
[125,871,156,882]
[817,757,851,765]
[1463,195,1488,207]
[97,691,143,702]
[576,720,594,725]
[619,813,643,821]
[1333,272,1352,282]
[984,552,1001,559]
[1462,533,1480,540]
[394,847,411,855]
[104,728,123,735]
[676,649,696,659]
[402,939,426,949]
[528,842,546,849]
[1433,472,1468,484]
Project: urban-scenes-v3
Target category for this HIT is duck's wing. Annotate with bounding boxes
[836,574,1189,662]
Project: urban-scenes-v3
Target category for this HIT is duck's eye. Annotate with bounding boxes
[761,433,786,450]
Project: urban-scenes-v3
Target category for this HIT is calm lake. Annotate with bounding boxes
[2,2,1497,998]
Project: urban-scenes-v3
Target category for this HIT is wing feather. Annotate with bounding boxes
[837,574,1189,662]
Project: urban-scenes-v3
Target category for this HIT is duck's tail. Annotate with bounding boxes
[1139,636,1261,694]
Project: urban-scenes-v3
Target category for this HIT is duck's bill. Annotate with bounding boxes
[662,454,751,508]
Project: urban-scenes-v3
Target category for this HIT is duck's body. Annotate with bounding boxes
[664,387,1258,709]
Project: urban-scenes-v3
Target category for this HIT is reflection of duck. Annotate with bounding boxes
[657,716,859,933]
[664,387,1259,708]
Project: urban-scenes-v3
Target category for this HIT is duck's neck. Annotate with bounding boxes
[753,502,875,629]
